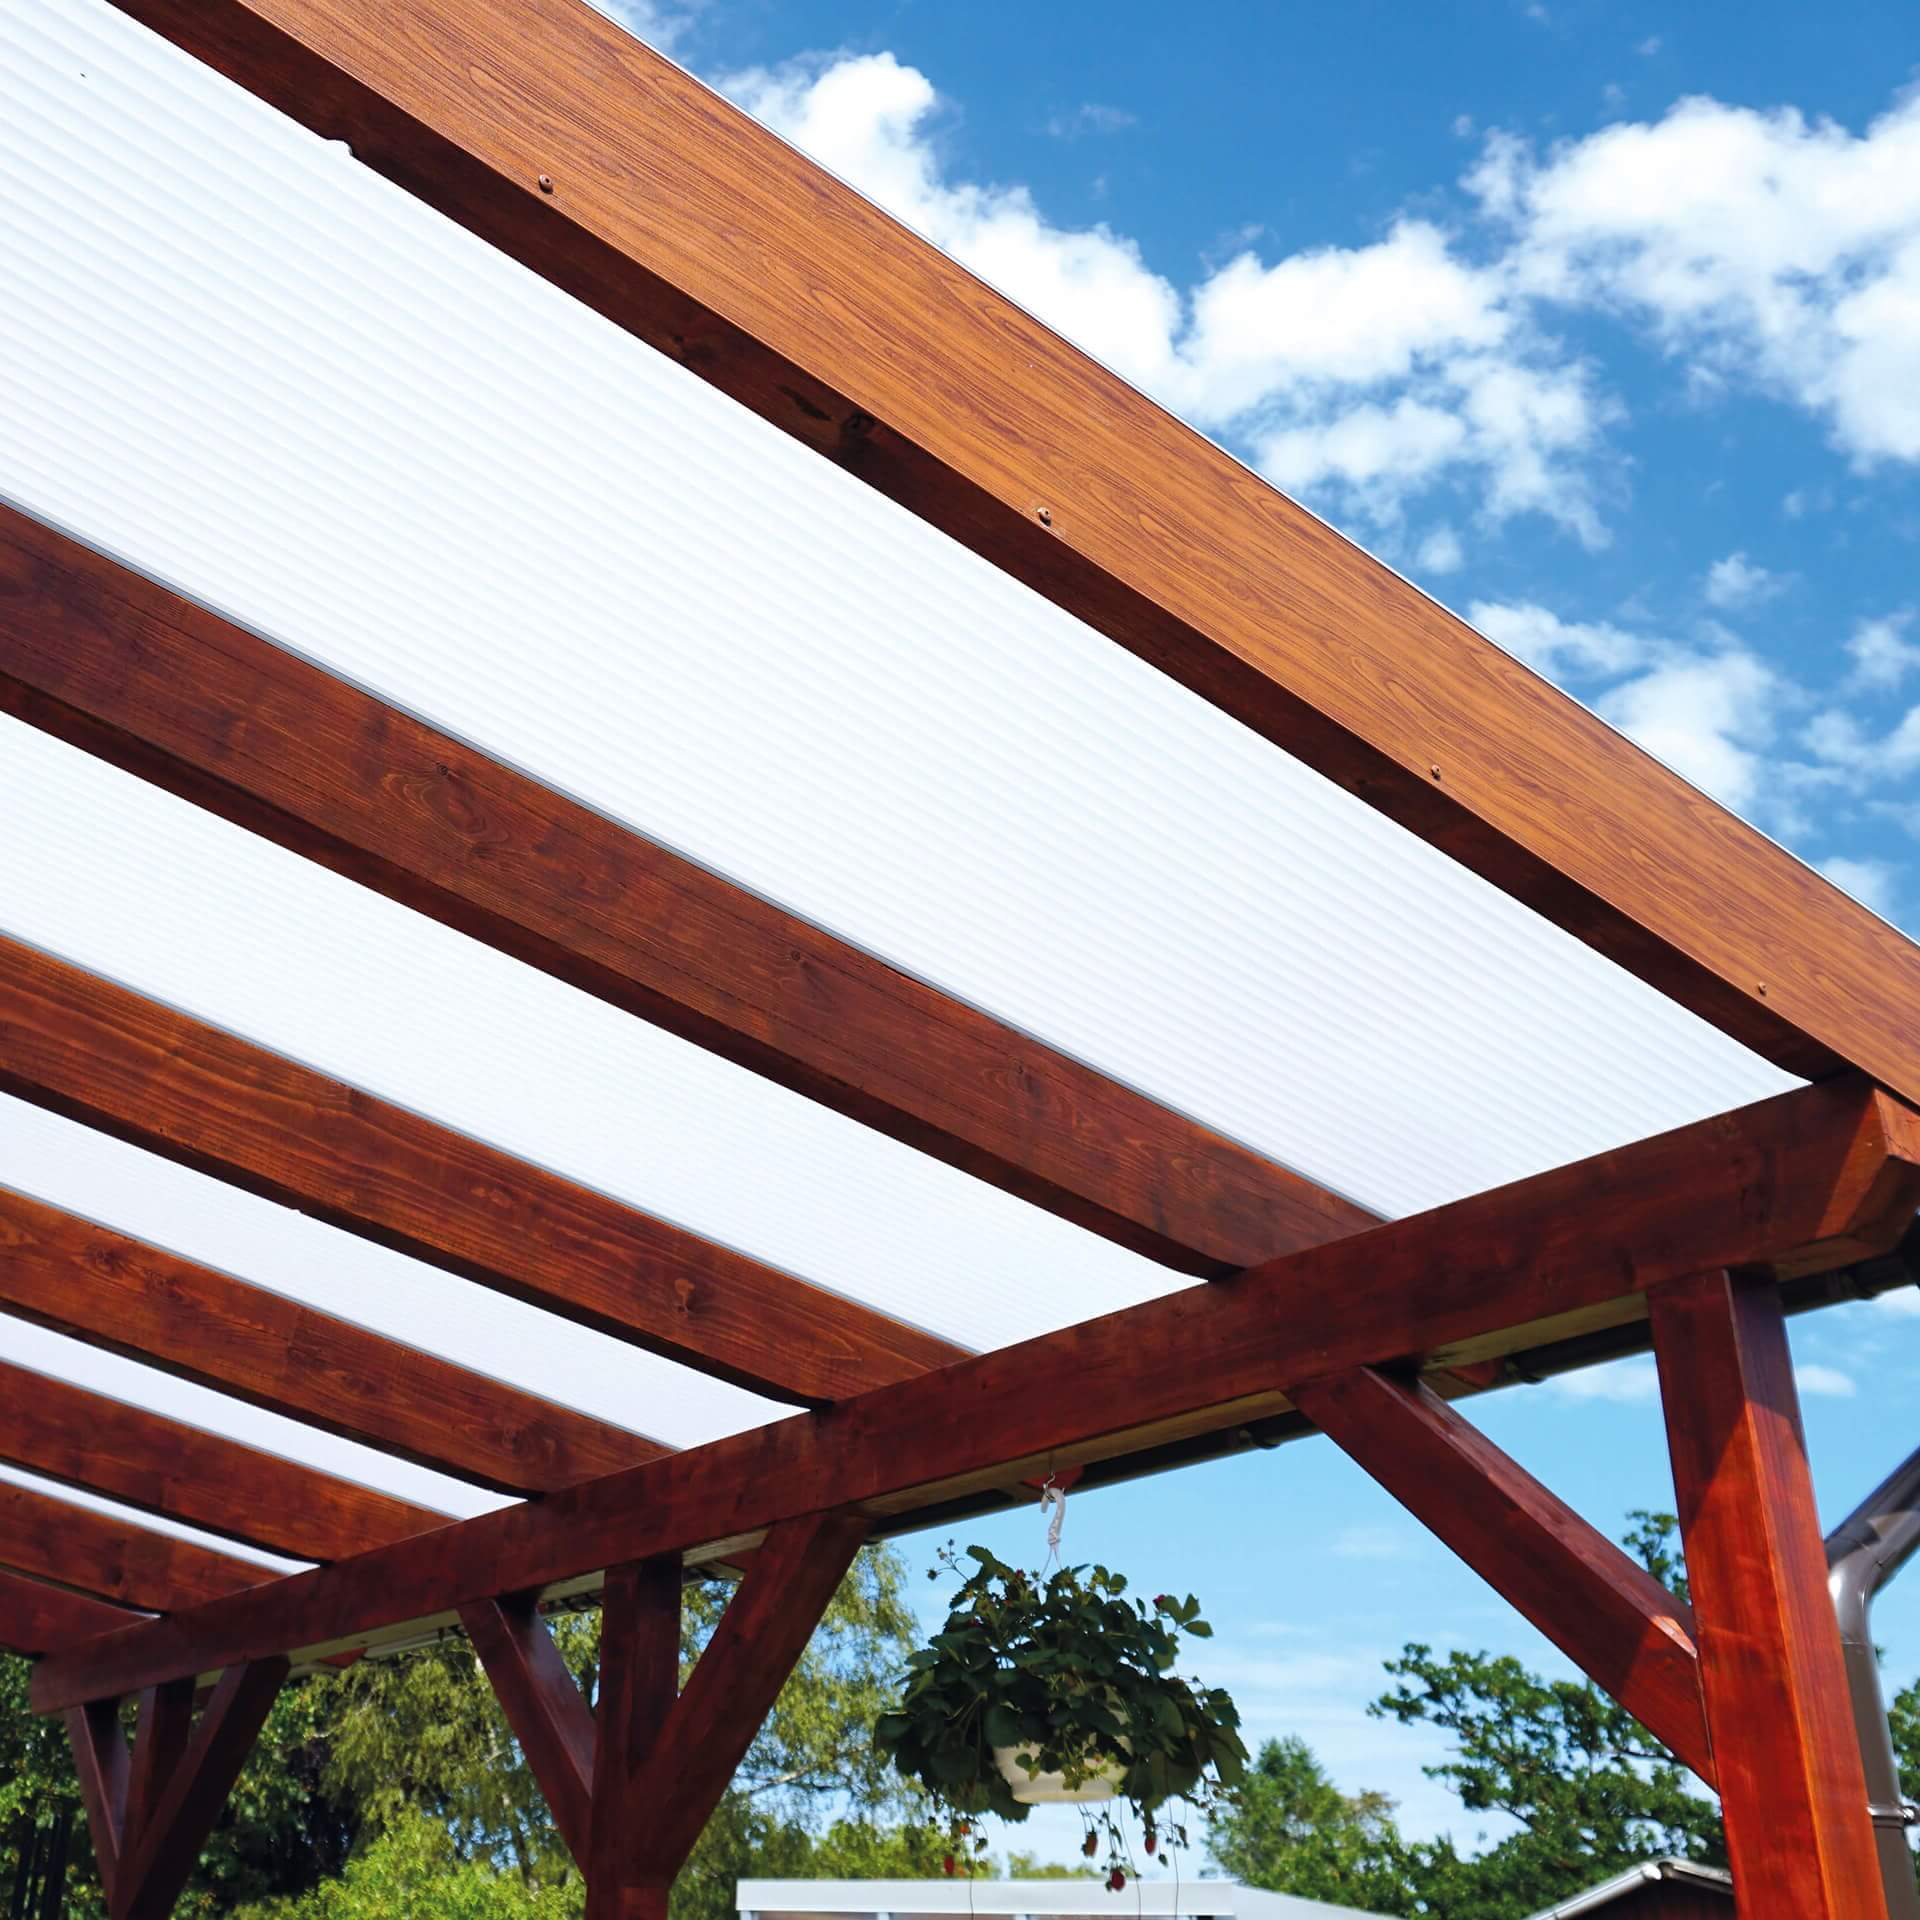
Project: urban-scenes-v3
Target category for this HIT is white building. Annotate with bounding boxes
[739,1879,1382,1920]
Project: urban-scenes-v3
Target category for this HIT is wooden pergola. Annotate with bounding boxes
[3,3,1919,1917]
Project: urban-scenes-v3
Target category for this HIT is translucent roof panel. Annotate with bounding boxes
[0,1095,784,1454]
[0,0,1792,1253]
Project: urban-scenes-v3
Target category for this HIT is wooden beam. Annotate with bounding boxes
[620,1512,865,1886]
[588,1558,682,1913]
[0,936,961,1402]
[65,1697,131,1907]
[0,506,1373,1277]
[1651,1271,1888,1918]
[112,1659,289,1920]
[34,1076,1920,1708]
[1291,1366,1712,1781]
[459,1593,598,1867]
[125,1681,195,1848]
[0,1187,660,1496]
[0,1481,276,1613]
[0,1360,448,1560]
[87,0,1920,1109]
[0,1568,144,1656]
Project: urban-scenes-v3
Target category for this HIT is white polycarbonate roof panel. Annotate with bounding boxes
[1,1315,504,1520]
[0,0,1791,1271]
[0,1094,782,1454]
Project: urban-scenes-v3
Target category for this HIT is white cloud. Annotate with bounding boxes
[1550,1356,1660,1403]
[1332,1524,1415,1560]
[1846,613,1920,690]
[1599,648,1782,810]
[585,0,699,52]
[1876,1287,1920,1317]
[1469,598,1651,676]
[1416,524,1465,574]
[1475,91,1920,464]
[1044,103,1136,139]
[728,54,1613,543]
[1794,1362,1858,1398]
[1704,550,1787,608]
[1820,855,1899,917]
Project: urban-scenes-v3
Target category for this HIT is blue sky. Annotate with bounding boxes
[585,0,1920,1854]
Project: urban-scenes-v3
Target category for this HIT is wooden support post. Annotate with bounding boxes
[64,1663,287,1920]
[1291,1367,1713,1782]
[460,1514,866,1916]
[588,1558,684,1920]
[1651,1270,1887,1919]
[460,1594,598,1868]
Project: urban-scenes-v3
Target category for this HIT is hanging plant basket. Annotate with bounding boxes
[874,1544,1246,1886]
[992,1740,1127,1804]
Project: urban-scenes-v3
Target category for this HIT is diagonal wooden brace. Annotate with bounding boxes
[1290,1365,1714,1783]
[461,1512,866,1918]
[459,1592,599,1867]
[64,1660,288,1920]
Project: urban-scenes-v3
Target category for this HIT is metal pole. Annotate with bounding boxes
[1827,1445,1920,1920]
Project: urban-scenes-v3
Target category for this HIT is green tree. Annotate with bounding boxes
[1207,1736,1416,1914]
[4,1546,937,1917]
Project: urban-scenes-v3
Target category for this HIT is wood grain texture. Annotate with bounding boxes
[621,1511,866,1884]
[65,1697,131,1906]
[1291,1367,1712,1782]
[125,1680,194,1851]
[0,1188,660,1495]
[589,1557,681,1914]
[460,1594,597,1866]
[113,1659,289,1920]
[0,1481,277,1613]
[0,936,961,1402]
[0,1360,447,1560]
[1651,1272,1888,1919]
[94,0,1920,1105]
[0,1568,144,1656]
[0,505,1374,1277]
[36,1076,1920,1707]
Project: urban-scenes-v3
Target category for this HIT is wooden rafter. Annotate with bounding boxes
[0,1481,277,1614]
[88,0,1920,1112]
[0,1188,660,1495]
[0,1359,448,1560]
[0,505,1375,1276]
[0,935,961,1402]
[0,1568,143,1657]
[1290,1366,1712,1781]
[1652,1271,1888,1916]
[34,1076,1920,1708]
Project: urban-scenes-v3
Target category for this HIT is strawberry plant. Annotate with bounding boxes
[874,1544,1246,1887]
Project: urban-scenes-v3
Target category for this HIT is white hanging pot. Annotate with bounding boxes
[993,1744,1127,1805]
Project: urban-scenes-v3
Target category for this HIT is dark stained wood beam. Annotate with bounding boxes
[0,506,1374,1277]
[0,1568,144,1656]
[1291,1366,1712,1782]
[34,1076,1920,1708]
[85,0,1920,1110]
[588,1558,682,1911]
[65,1698,132,1908]
[0,1360,449,1561]
[125,1680,195,1853]
[111,1659,290,1920]
[619,1511,866,1886]
[0,1187,662,1496]
[0,936,961,1402]
[1652,1271,1888,1917]
[460,1593,598,1866]
[0,1481,278,1613]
